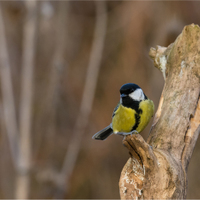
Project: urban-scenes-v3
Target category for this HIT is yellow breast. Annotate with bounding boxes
[112,99,154,133]
[136,99,154,133]
[112,104,136,133]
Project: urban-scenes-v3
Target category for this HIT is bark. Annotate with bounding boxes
[119,24,200,199]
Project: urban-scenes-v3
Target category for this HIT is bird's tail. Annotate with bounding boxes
[92,125,113,140]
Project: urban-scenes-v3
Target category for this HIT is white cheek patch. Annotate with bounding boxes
[129,88,145,101]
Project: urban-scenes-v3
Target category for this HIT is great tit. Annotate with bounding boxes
[92,83,154,140]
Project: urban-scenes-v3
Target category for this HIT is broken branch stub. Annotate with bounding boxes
[119,24,200,199]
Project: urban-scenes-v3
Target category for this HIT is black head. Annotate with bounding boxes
[120,83,147,108]
[120,83,140,95]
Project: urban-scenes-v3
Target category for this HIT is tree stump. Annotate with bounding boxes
[119,24,200,199]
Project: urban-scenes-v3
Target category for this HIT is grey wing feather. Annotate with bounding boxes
[112,102,120,117]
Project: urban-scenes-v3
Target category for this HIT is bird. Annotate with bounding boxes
[92,83,154,140]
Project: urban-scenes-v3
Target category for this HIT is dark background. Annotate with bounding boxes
[0,1,200,199]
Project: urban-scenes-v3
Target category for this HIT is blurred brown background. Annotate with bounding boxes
[0,1,200,199]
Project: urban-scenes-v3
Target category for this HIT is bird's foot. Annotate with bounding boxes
[117,130,139,136]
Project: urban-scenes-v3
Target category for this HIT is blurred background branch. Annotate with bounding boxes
[34,0,69,164]
[54,1,107,198]
[15,1,37,199]
[0,3,19,168]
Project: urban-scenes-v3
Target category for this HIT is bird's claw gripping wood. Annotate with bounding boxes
[117,130,139,137]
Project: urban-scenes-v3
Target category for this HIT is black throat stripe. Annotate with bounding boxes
[121,96,143,131]
[131,112,141,131]
[132,106,143,131]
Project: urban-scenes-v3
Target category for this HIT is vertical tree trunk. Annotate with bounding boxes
[119,24,200,199]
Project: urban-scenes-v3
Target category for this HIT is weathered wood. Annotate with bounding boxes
[119,24,200,199]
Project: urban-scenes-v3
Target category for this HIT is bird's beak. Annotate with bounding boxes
[120,94,127,98]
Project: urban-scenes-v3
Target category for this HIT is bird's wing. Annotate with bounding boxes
[112,102,120,117]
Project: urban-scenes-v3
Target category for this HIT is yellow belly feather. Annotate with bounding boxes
[112,105,136,133]
[136,99,154,133]
[112,99,154,133]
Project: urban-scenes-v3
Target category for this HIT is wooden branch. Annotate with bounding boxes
[119,24,200,199]
[15,1,37,199]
